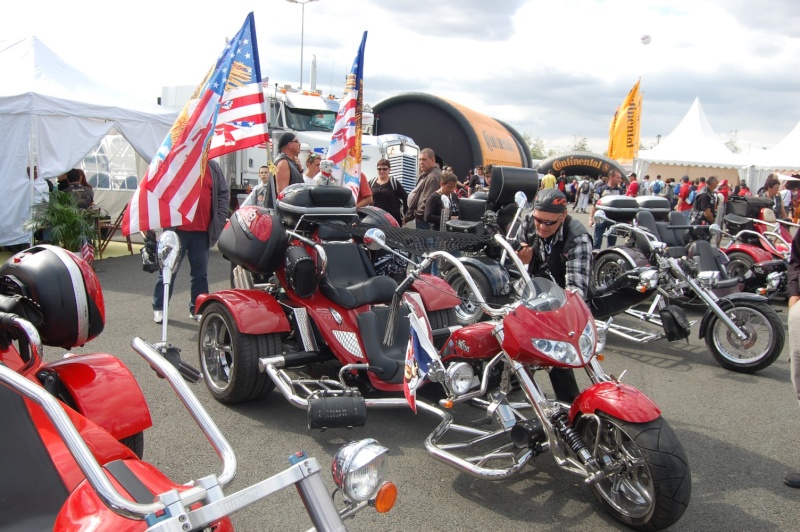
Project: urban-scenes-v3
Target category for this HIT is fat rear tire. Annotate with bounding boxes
[444,266,509,326]
[120,432,145,459]
[724,251,755,280]
[198,301,278,403]
[592,251,632,291]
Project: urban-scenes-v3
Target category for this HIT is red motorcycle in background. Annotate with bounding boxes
[0,238,396,531]
[202,185,691,530]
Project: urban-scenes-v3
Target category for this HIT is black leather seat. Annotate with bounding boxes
[634,210,686,258]
[319,243,398,308]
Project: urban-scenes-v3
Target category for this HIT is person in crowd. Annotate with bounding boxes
[781,181,793,220]
[76,169,92,192]
[689,175,719,227]
[469,164,487,194]
[784,228,800,488]
[664,177,676,208]
[65,168,94,209]
[696,177,707,194]
[718,179,731,203]
[424,171,460,231]
[483,164,494,193]
[274,132,304,197]
[625,173,639,197]
[651,174,665,197]
[676,176,694,221]
[515,188,592,403]
[738,183,752,196]
[405,148,443,229]
[575,176,591,213]
[589,168,624,250]
[303,153,322,184]
[241,165,271,208]
[639,174,651,196]
[556,171,567,193]
[763,175,787,219]
[369,159,407,225]
[540,170,557,190]
[792,186,800,225]
[153,159,229,323]
[353,172,374,208]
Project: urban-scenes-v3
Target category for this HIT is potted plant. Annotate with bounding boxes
[24,191,103,252]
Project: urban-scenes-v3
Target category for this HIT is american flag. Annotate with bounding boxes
[122,12,267,235]
[81,239,94,268]
[328,31,367,200]
[403,311,439,413]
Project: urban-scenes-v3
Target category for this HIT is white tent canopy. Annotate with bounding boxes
[748,119,800,172]
[633,98,746,183]
[0,36,178,246]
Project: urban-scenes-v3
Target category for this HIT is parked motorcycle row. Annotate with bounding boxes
[2,166,790,531]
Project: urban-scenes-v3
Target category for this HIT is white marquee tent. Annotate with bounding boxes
[633,98,746,184]
[0,36,178,246]
[743,120,800,189]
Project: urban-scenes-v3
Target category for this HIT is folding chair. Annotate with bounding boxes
[97,204,132,259]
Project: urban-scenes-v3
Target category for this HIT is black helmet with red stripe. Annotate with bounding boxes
[0,245,105,348]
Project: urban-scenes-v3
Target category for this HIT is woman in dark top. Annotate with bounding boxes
[369,159,408,225]
[424,171,460,230]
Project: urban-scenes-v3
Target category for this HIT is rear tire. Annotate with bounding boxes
[724,251,755,280]
[579,413,691,531]
[593,251,632,291]
[444,265,509,326]
[198,302,278,403]
[120,432,145,459]
[705,299,784,373]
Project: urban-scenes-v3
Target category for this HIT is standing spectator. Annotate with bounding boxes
[781,181,793,220]
[469,165,487,194]
[405,148,442,229]
[664,178,676,208]
[424,171,460,231]
[241,165,271,208]
[540,170,557,189]
[763,175,787,218]
[370,159,407,225]
[625,173,639,197]
[639,174,652,196]
[557,171,567,193]
[651,175,665,197]
[589,168,624,250]
[274,132,304,197]
[785,228,800,488]
[65,169,94,209]
[792,186,800,225]
[303,153,321,184]
[355,172,374,208]
[689,176,719,227]
[676,176,694,221]
[717,180,731,203]
[738,183,752,197]
[153,159,229,323]
[576,177,591,213]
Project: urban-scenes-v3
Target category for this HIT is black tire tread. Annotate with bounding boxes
[444,265,509,326]
[120,431,145,459]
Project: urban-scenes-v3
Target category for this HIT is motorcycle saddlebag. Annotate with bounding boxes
[217,206,288,274]
[596,195,640,222]
[659,305,691,341]
[285,245,317,298]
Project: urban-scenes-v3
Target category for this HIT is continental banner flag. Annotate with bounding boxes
[607,80,642,163]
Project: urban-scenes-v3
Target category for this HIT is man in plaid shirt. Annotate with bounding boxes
[516,188,593,403]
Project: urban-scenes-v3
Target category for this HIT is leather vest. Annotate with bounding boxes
[530,215,587,288]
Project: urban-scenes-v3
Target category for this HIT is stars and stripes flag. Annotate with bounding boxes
[403,311,440,413]
[328,31,367,199]
[122,12,268,235]
[81,239,94,268]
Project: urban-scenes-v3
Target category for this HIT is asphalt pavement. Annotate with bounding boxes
[61,215,800,532]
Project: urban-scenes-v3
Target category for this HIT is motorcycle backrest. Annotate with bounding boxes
[487,166,539,206]
[667,211,690,246]
[457,198,487,222]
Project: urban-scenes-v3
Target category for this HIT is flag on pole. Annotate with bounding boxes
[403,311,440,413]
[122,12,267,235]
[607,79,642,163]
[328,31,367,199]
[81,239,94,268]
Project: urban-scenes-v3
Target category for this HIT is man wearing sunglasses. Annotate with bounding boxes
[515,188,593,403]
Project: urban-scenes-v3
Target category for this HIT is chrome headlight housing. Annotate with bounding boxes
[532,322,596,366]
[637,269,659,291]
[444,362,476,396]
[767,271,783,290]
[332,439,390,503]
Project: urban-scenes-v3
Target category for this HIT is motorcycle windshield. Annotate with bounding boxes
[517,277,568,313]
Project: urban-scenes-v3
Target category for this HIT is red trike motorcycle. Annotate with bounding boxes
[200,191,691,530]
[0,240,396,530]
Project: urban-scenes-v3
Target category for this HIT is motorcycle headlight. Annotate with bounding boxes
[444,362,476,396]
[579,321,596,358]
[332,439,390,503]
[767,271,782,290]
[697,270,719,288]
[595,320,609,354]
[637,269,659,291]
[531,338,580,365]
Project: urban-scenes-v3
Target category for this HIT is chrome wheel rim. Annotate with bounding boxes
[200,313,234,392]
[712,307,773,365]
[450,275,482,324]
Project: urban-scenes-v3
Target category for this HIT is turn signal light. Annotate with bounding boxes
[596,354,605,361]
[373,481,398,513]
[440,399,454,409]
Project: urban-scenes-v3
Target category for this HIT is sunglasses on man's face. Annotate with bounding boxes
[532,214,563,226]
[377,167,389,171]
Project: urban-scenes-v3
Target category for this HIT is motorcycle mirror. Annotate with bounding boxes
[158,231,181,273]
[593,210,609,224]
[441,194,451,210]
[363,228,387,251]
[514,191,528,209]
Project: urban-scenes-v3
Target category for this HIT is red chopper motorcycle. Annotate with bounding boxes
[0,237,395,531]
[200,183,691,530]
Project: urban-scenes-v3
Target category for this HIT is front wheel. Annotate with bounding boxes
[705,299,784,372]
[580,413,691,531]
[444,265,509,326]
[198,301,278,403]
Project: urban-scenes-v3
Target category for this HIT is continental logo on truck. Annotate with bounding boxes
[553,157,610,173]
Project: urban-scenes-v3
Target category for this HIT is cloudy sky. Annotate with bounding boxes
[5,0,800,155]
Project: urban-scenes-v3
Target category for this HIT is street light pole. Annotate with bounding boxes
[286,0,319,89]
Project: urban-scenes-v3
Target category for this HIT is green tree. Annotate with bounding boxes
[522,132,552,160]
[569,135,589,151]
[725,130,741,154]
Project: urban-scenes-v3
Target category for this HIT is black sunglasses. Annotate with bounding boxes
[377,166,389,170]
[532,214,564,226]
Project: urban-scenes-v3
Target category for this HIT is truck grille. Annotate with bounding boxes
[388,153,418,193]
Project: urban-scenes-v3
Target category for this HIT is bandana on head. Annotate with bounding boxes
[534,188,568,213]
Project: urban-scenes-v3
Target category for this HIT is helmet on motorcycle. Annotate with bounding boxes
[0,245,105,348]
[358,206,400,228]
